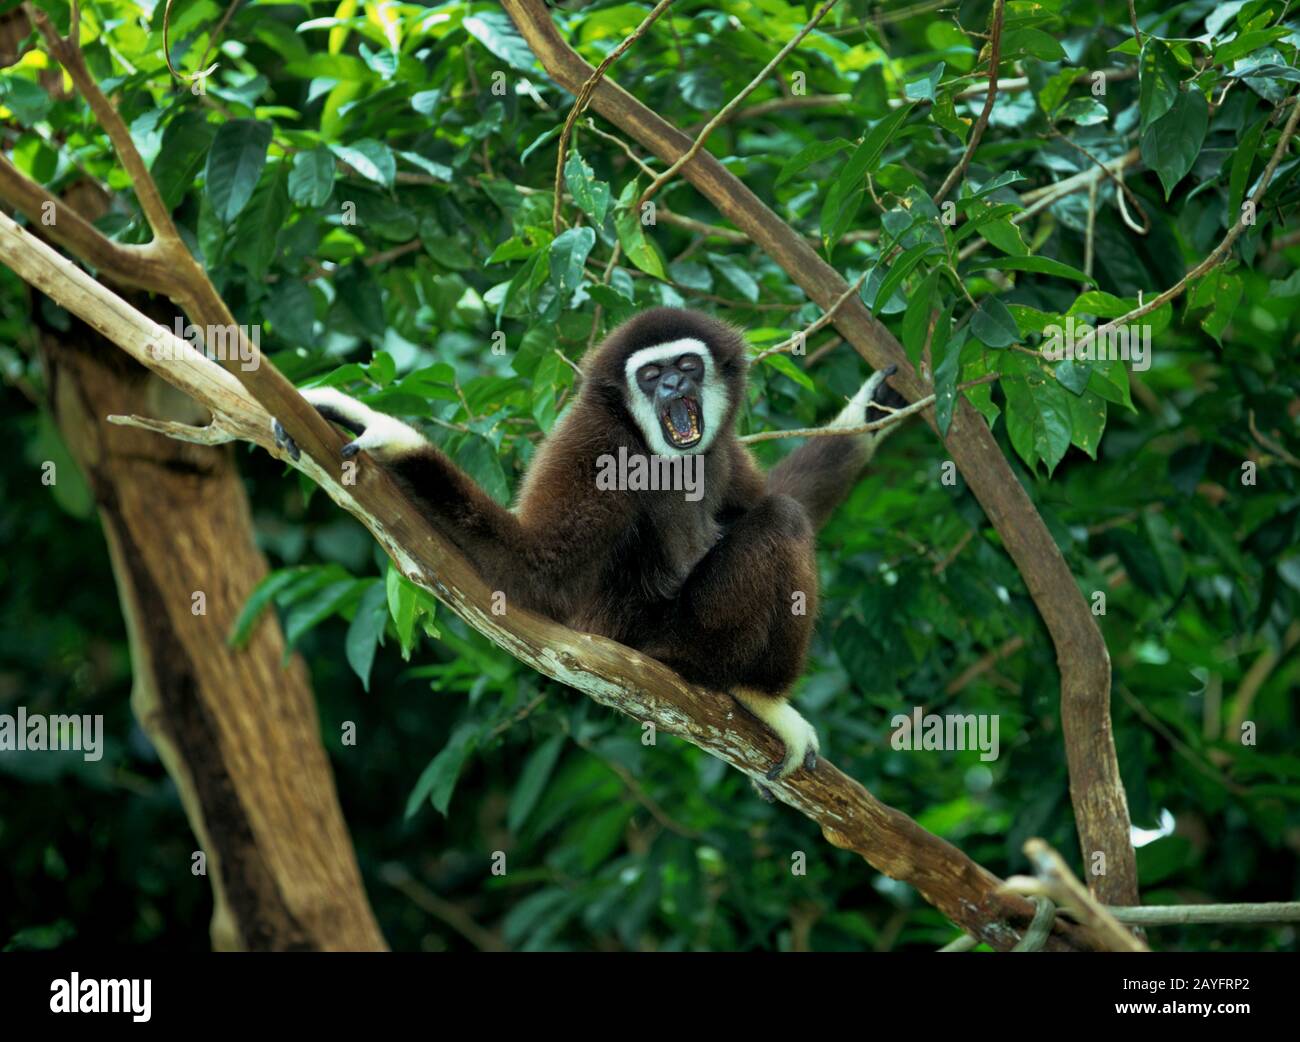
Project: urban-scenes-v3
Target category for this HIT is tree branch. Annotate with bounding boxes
[503,0,1139,908]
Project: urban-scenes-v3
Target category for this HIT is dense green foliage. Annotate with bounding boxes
[1,0,1298,950]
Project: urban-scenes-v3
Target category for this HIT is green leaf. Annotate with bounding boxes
[1192,270,1243,343]
[564,149,611,226]
[1004,361,1072,474]
[1056,97,1108,126]
[204,119,272,224]
[970,296,1020,348]
[1002,28,1066,61]
[345,581,389,692]
[901,269,940,371]
[979,217,1027,256]
[284,578,358,649]
[330,139,395,188]
[1213,27,1293,65]
[458,434,510,504]
[384,563,421,654]
[1138,39,1182,131]
[265,279,317,347]
[233,166,289,281]
[904,63,944,102]
[1065,388,1106,458]
[462,10,539,73]
[1143,509,1186,594]
[1141,90,1208,199]
[532,348,573,432]
[151,111,216,211]
[969,255,1095,285]
[933,330,963,437]
[289,146,336,207]
[507,735,565,832]
[761,352,815,392]
[775,138,853,187]
[549,226,595,297]
[821,105,913,249]
[405,723,479,818]
[228,567,310,647]
[707,251,760,303]
[0,74,53,125]
[334,261,386,339]
[614,181,665,279]
[676,68,724,111]
[1228,116,1266,218]
[873,244,940,313]
[1038,68,1082,115]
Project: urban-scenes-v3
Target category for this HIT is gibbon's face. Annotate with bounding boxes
[622,339,730,456]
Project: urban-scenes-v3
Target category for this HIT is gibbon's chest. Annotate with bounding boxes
[633,456,727,601]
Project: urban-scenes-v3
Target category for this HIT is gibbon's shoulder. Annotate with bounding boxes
[580,308,749,389]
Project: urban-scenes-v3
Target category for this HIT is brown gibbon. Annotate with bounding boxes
[273,308,905,782]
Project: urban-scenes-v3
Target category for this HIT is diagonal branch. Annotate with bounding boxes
[503,0,1140,909]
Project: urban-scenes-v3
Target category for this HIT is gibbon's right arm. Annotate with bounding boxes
[766,365,908,530]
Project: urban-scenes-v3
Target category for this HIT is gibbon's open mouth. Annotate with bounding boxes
[659,394,703,449]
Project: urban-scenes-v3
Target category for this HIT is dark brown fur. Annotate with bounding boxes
[376,308,871,701]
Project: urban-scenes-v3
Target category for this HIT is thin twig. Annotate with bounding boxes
[752,268,872,361]
[638,0,840,209]
[1074,89,1300,355]
[1052,130,1150,234]
[739,373,999,444]
[553,0,674,233]
[934,0,1004,204]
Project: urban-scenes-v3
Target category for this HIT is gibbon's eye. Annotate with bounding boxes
[639,365,661,383]
[678,354,700,372]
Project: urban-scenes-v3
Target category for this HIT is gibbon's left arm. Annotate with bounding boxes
[766,365,907,529]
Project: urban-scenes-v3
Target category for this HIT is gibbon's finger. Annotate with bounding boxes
[270,417,301,461]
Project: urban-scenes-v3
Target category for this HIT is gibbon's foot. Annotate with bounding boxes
[271,416,301,461]
[864,364,909,425]
[270,387,426,464]
[829,364,907,436]
[751,778,777,803]
[732,689,821,780]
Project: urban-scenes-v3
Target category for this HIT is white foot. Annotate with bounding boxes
[733,689,820,779]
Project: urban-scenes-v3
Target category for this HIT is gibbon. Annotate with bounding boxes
[273,308,905,781]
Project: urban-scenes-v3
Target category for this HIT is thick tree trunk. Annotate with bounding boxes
[39,310,385,951]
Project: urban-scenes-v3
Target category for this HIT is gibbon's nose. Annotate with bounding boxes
[657,370,696,397]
